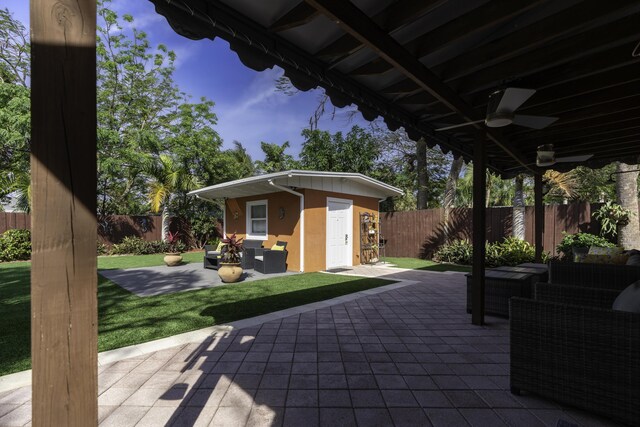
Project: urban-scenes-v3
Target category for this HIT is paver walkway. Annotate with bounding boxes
[0,266,618,426]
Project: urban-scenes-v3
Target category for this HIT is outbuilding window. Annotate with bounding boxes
[246,200,268,240]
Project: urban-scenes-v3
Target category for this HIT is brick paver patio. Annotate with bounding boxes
[0,267,618,426]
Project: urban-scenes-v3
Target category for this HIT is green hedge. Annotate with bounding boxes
[434,237,542,267]
[0,229,31,262]
[109,236,187,255]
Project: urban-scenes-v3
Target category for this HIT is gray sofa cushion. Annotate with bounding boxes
[612,281,640,313]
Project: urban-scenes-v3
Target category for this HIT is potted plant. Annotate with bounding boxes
[163,231,183,266]
[218,233,244,283]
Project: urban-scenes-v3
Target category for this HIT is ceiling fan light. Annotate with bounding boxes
[485,112,513,127]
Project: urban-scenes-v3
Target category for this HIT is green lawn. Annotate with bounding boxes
[0,253,394,376]
[383,257,471,273]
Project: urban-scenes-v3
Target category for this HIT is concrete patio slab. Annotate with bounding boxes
[99,262,299,296]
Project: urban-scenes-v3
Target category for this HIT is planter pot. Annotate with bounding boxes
[218,263,243,283]
[164,253,183,266]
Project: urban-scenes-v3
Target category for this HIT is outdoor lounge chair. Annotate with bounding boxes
[254,241,288,274]
[548,259,640,290]
[203,243,222,270]
[241,239,263,269]
[510,282,640,426]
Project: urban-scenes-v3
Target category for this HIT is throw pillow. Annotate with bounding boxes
[612,281,640,313]
[626,254,640,266]
[216,241,224,252]
[582,254,609,264]
[271,243,285,251]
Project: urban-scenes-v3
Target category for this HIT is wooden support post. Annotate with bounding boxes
[31,1,97,426]
[472,136,487,326]
[534,174,544,263]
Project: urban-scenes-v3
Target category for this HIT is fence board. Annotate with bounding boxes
[380,202,637,258]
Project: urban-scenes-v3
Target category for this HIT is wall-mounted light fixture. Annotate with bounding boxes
[279,207,285,220]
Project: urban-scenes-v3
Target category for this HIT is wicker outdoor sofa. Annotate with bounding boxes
[510,283,640,426]
[548,259,640,290]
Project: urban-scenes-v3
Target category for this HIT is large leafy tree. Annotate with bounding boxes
[300,126,380,174]
[254,141,300,174]
[0,8,30,210]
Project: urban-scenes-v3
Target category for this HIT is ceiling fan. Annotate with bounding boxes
[436,88,558,131]
[536,144,593,167]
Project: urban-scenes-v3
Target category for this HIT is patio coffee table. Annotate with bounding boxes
[466,270,534,317]
[491,265,548,283]
[517,262,548,271]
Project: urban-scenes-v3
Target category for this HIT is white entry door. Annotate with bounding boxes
[326,198,353,270]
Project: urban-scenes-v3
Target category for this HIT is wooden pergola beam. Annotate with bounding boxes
[304,0,535,173]
[30,0,98,425]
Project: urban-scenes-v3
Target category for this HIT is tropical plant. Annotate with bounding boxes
[220,233,243,264]
[593,200,632,238]
[166,231,181,254]
[144,154,201,241]
[543,170,578,203]
[0,170,30,212]
[556,232,615,260]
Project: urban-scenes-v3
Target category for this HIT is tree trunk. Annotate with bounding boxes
[512,174,525,239]
[161,205,170,242]
[443,156,464,243]
[616,162,640,249]
[416,137,428,209]
[444,156,463,210]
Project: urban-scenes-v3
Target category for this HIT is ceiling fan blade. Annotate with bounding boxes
[435,120,484,131]
[496,88,536,112]
[555,154,594,163]
[512,114,558,129]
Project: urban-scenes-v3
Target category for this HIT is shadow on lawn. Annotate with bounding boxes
[200,278,388,324]
[0,263,31,375]
[411,264,470,273]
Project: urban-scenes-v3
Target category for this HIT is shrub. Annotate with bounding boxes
[495,236,536,266]
[97,241,108,255]
[109,236,187,255]
[434,237,540,267]
[556,232,615,260]
[433,239,472,265]
[0,229,31,262]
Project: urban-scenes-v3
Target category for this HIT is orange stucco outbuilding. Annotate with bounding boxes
[189,170,403,272]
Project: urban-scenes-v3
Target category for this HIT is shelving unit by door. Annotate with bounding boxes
[360,212,380,264]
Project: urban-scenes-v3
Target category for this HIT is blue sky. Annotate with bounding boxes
[2,0,370,160]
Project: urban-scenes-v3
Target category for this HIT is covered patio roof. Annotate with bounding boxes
[149,0,640,177]
[189,170,404,200]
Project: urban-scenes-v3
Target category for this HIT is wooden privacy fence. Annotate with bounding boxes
[0,213,163,245]
[380,203,603,258]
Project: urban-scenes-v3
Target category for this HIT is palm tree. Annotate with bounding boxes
[0,170,31,212]
[615,162,640,249]
[512,175,525,239]
[144,154,201,241]
[543,170,577,202]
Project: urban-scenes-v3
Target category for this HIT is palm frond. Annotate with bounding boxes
[148,181,169,213]
[544,170,577,198]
